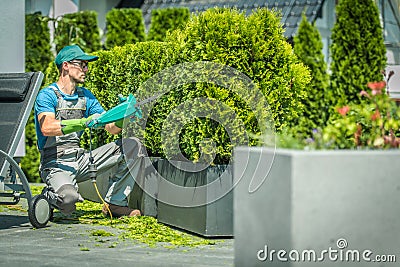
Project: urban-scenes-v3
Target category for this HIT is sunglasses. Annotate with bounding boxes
[68,61,89,70]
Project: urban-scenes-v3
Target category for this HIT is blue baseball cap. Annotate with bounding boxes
[55,45,99,68]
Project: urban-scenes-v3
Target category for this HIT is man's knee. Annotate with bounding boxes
[56,184,80,214]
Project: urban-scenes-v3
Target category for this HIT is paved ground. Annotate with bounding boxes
[0,199,234,267]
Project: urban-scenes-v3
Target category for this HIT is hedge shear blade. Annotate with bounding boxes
[134,93,160,108]
[88,93,160,128]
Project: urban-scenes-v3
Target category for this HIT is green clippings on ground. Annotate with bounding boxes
[30,185,220,249]
[111,216,217,248]
[108,243,117,248]
[90,229,114,237]
[6,205,26,212]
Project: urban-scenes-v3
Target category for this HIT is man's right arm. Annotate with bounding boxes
[38,112,64,136]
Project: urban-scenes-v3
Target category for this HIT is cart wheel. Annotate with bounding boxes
[28,194,51,228]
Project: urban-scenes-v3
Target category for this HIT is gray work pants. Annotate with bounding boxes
[39,137,145,214]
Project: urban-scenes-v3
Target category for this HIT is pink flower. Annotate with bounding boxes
[360,90,370,98]
[337,106,350,116]
[371,89,381,96]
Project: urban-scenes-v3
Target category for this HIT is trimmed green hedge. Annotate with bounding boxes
[44,8,311,165]
[147,7,190,41]
[167,8,310,131]
[54,10,101,53]
[105,8,146,49]
[162,8,310,162]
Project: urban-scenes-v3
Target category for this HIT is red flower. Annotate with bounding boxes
[367,81,386,95]
[367,81,386,90]
[371,110,380,121]
[337,106,350,116]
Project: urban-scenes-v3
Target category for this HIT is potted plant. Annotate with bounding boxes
[233,80,400,266]
[233,0,399,264]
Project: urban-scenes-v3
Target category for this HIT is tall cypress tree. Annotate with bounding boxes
[105,8,146,49]
[330,0,386,106]
[293,13,330,131]
[54,11,101,53]
[147,7,190,41]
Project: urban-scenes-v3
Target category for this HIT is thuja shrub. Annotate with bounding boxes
[23,12,53,182]
[163,8,310,163]
[54,10,101,53]
[45,8,311,164]
[105,8,146,49]
[168,8,310,130]
[293,14,330,137]
[330,0,386,106]
[147,7,190,41]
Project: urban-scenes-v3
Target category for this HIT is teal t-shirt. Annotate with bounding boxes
[34,83,105,150]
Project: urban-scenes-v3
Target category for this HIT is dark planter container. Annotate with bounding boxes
[156,159,233,237]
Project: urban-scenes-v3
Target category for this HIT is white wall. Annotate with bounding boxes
[25,0,52,15]
[48,0,78,18]
[0,0,26,157]
[0,0,25,73]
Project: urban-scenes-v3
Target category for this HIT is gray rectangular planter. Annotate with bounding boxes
[157,159,233,237]
[234,147,400,267]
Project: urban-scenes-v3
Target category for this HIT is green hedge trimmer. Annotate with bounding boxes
[87,93,144,128]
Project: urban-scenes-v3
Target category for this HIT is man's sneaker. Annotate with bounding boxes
[102,203,141,217]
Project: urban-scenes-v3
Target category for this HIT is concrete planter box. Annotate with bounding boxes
[156,159,233,237]
[234,147,400,267]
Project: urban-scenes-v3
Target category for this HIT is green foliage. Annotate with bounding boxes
[44,61,59,86]
[23,12,53,183]
[293,14,331,137]
[25,12,53,73]
[105,8,146,49]
[164,7,310,162]
[45,8,311,164]
[54,10,101,53]
[169,8,311,130]
[147,7,190,41]
[82,42,175,150]
[319,81,400,149]
[329,0,386,106]
[21,111,41,183]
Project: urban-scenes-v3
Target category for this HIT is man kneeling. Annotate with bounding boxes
[34,45,142,217]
